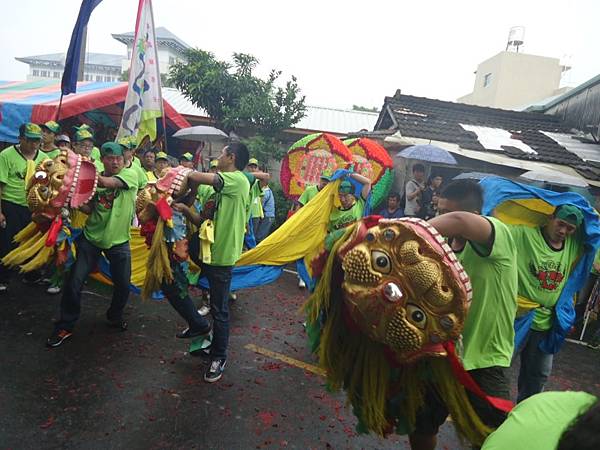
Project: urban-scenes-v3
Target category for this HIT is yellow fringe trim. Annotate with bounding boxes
[303,224,356,323]
[13,222,39,244]
[141,219,173,300]
[2,230,45,267]
[20,245,55,272]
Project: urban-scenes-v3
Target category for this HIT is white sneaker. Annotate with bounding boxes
[47,286,61,295]
[298,278,306,289]
[0,284,7,293]
[198,305,211,316]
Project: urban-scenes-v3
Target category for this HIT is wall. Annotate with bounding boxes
[122,45,183,75]
[459,52,564,110]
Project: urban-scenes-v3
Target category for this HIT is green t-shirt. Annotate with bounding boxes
[210,171,251,266]
[591,248,600,275]
[482,391,597,450]
[249,179,264,219]
[91,146,101,162]
[328,198,365,232]
[84,168,139,249]
[41,148,61,159]
[457,217,518,370]
[125,162,148,190]
[0,146,47,206]
[196,184,215,207]
[92,158,104,173]
[509,225,581,331]
[298,185,319,206]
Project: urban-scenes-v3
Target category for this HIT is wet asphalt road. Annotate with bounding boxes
[1,273,599,450]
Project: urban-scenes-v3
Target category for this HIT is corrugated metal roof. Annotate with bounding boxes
[16,52,123,67]
[161,88,379,134]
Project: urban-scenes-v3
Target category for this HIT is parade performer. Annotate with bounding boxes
[303,215,512,447]
[478,177,600,402]
[0,123,55,292]
[408,180,518,450]
[46,142,139,347]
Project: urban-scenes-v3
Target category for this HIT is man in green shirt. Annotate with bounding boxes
[509,205,583,402]
[72,129,104,172]
[0,123,47,292]
[173,143,269,383]
[179,152,195,169]
[410,180,518,450]
[327,175,371,232]
[482,391,598,450]
[40,121,61,159]
[47,142,139,348]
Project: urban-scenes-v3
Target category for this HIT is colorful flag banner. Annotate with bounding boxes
[117,0,163,142]
[61,0,103,96]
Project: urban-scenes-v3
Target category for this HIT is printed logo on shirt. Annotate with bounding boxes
[97,190,119,209]
[529,261,565,291]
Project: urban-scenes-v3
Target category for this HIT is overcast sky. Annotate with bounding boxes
[1,0,598,109]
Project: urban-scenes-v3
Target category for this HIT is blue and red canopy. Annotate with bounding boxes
[0,80,189,142]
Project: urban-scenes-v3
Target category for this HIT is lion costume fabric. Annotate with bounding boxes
[2,149,97,271]
[305,216,511,446]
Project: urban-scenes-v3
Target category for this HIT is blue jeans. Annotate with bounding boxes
[255,217,274,243]
[162,259,210,333]
[202,263,233,360]
[55,236,131,332]
[516,329,554,402]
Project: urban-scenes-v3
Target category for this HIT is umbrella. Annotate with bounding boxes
[453,172,493,181]
[520,169,589,188]
[397,144,458,165]
[172,125,228,142]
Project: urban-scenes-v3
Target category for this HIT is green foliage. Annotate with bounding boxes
[169,49,306,144]
[243,135,286,164]
[270,181,293,230]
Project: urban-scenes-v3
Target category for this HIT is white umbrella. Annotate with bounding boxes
[172,125,228,142]
[520,169,589,188]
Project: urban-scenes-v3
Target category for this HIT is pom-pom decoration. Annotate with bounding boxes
[280,133,353,200]
[343,138,394,209]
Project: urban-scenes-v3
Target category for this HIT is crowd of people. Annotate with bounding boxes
[0,122,599,448]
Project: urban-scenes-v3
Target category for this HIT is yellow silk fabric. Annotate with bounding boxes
[236,180,342,268]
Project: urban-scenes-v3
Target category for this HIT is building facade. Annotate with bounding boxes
[15,27,189,82]
[458,51,570,110]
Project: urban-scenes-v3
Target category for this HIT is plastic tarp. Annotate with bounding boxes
[0,80,190,142]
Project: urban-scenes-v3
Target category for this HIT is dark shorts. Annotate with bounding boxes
[413,366,510,435]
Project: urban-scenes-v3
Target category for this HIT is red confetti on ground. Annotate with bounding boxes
[260,362,284,371]
[40,416,55,429]
[257,411,276,427]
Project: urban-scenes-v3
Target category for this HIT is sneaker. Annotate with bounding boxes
[298,278,306,289]
[0,284,7,294]
[46,286,61,295]
[204,358,226,383]
[107,318,128,331]
[197,305,211,316]
[46,329,72,348]
[176,325,211,339]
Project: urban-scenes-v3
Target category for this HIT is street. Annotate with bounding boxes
[1,273,599,449]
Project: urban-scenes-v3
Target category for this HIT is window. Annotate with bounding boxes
[169,56,175,65]
[104,76,113,82]
[483,73,492,87]
[40,70,49,77]
[32,69,40,77]
[53,71,60,78]
[84,74,90,81]
[96,75,102,81]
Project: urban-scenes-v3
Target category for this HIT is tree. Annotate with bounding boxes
[169,49,306,162]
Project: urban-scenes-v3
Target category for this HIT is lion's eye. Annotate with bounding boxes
[371,250,391,274]
[34,171,47,180]
[407,304,427,329]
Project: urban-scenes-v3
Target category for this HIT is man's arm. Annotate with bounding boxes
[0,184,5,227]
[406,181,421,201]
[97,175,127,189]
[253,171,270,187]
[172,203,202,226]
[349,172,371,200]
[428,212,493,246]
